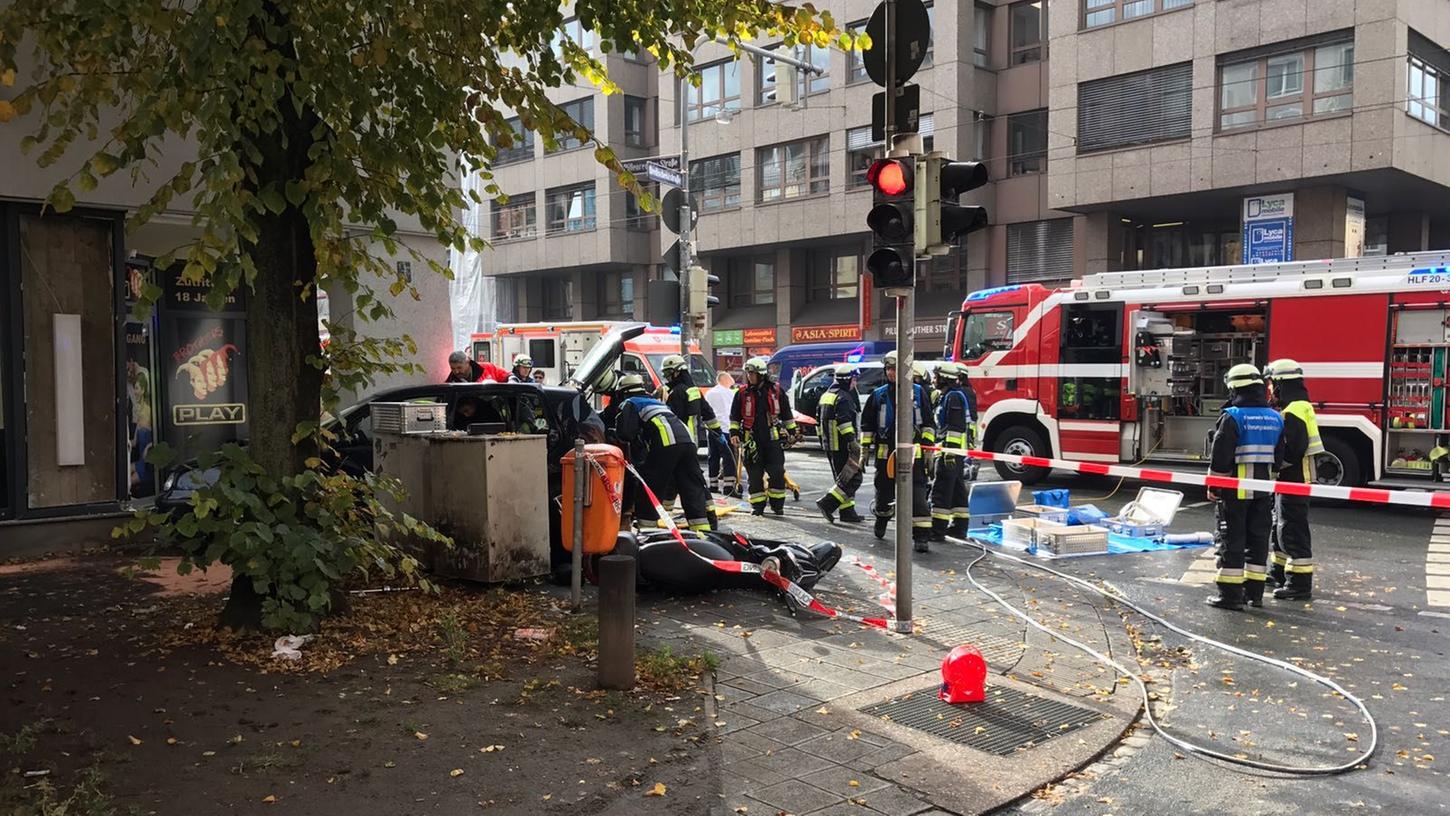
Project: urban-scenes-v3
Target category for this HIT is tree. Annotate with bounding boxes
[1,0,861,629]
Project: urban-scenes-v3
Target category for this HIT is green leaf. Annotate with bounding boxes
[259,186,285,214]
[48,185,76,213]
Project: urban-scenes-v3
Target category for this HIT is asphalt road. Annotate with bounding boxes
[734,447,1449,815]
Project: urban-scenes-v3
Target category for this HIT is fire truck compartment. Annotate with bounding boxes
[1141,306,1266,461]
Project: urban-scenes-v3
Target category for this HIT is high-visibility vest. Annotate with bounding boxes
[1224,406,1283,464]
[1283,400,1324,483]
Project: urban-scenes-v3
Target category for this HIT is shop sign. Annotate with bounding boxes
[791,324,862,343]
[1242,193,1294,264]
[742,327,777,345]
[713,329,744,346]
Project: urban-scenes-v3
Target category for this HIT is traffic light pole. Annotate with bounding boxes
[882,0,915,634]
[678,65,693,359]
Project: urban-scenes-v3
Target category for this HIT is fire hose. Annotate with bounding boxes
[947,531,1378,776]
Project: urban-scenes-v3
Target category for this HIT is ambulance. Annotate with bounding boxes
[945,251,1450,488]
[471,321,713,389]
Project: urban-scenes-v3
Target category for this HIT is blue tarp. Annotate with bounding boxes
[972,524,1211,556]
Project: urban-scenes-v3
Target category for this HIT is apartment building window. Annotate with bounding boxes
[491,194,537,240]
[921,254,969,295]
[848,115,936,189]
[974,4,992,68]
[1082,0,1191,30]
[757,137,829,202]
[599,271,635,318]
[729,257,775,306]
[548,98,594,152]
[686,59,740,122]
[1219,40,1353,130]
[808,252,861,302]
[1008,109,1048,176]
[1007,219,1074,283]
[545,183,596,233]
[1078,63,1191,152]
[623,95,651,147]
[1010,2,1045,65]
[758,42,830,103]
[552,18,593,54]
[541,277,570,320]
[624,188,656,230]
[1409,56,1446,127]
[495,117,534,164]
[848,21,870,83]
[923,4,936,66]
[691,154,741,212]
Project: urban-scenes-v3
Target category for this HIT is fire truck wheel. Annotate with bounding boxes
[993,425,1050,484]
[1315,435,1361,488]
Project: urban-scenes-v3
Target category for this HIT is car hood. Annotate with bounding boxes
[568,322,647,393]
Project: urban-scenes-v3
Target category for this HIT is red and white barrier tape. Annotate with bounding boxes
[850,556,897,612]
[957,448,1450,509]
[622,462,905,632]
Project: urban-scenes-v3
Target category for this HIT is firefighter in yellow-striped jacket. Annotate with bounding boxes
[930,362,975,541]
[611,375,716,532]
[815,364,865,524]
[1206,364,1284,611]
[1265,359,1323,601]
[661,354,722,445]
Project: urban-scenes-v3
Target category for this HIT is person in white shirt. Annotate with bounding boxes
[704,373,739,495]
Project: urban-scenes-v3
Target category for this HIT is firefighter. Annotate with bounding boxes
[1206,364,1284,611]
[661,354,722,446]
[1265,358,1323,601]
[508,354,534,383]
[610,374,715,533]
[861,350,936,549]
[815,363,865,524]
[730,356,798,516]
[931,361,974,540]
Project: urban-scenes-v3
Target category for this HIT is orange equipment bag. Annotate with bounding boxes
[560,443,626,554]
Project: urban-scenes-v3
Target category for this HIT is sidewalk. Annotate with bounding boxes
[641,510,1144,815]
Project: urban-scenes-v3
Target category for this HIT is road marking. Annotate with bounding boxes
[1421,610,1450,619]
[1429,563,1450,576]
[1429,576,1450,590]
[1430,516,1450,608]
[1183,500,1213,509]
[1178,551,1218,586]
[1431,591,1450,607]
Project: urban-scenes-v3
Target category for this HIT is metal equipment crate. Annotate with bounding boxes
[371,402,447,434]
[1001,517,1064,548]
[1036,525,1109,557]
[1013,504,1070,525]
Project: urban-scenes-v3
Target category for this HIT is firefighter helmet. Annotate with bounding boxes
[911,362,928,381]
[615,373,649,397]
[512,354,533,368]
[883,350,899,366]
[833,363,859,381]
[1224,363,1263,389]
[1264,359,1304,381]
[937,361,963,381]
[661,354,688,376]
[743,357,770,376]
[938,644,987,704]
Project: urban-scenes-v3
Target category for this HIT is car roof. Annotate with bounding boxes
[341,382,553,415]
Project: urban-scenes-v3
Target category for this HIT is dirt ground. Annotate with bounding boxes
[0,556,718,815]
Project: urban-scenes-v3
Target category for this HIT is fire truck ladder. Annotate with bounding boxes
[1076,250,1450,292]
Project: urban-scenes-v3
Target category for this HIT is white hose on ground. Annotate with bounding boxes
[945,533,1378,776]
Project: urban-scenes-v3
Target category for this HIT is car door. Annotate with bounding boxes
[794,367,834,435]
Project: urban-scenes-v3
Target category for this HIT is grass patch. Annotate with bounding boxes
[636,646,718,692]
[0,719,56,758]
[432,672,479,694]
[0,765,120,816]
[232,751,300,775]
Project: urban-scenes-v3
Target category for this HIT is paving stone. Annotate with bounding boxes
[738,668,815,690]
[791,662,893,691]
[752,778,846,815]
[795,730,880,763]
[802,764,892,796]
[723,699,778,724]
[719,793,775,815]
[723,757,790,787]
[748,746,835,778]
[852,784,934,815]
[750,688,823,715]
[743,715,830,747]
[724,675,791,696]
[845,743,918,772]
[716,710,761,735]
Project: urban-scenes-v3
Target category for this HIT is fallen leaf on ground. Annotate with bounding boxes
[847,729,861,740]
[415,731,429,741]
[450,769,464,777]
[646,782,667,797]
[262,795,277,804]
[480,744,505,753]
[165,737,177,746]
[128,735,142,746]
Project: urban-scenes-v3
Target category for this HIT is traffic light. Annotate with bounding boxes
[687,265,719,314]
[866,156,917,288]
[916,154,989,256]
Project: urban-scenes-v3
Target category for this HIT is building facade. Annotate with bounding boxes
[487,0,1450,372]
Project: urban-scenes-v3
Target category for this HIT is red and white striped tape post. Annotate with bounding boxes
[961,448,1450,509]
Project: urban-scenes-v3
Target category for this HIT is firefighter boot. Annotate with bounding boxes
[913,527,931,554]
[1206,582,1246,611]
[839,507,865,524]
[873,514,890,540]
[1268,559,1286,589]
[1243,579,1266,608]
[815,495,837,524]
[1273,572,1312,601]
[950,519,970,539]
[769,497,786,516]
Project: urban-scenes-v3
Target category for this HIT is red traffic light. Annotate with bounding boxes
[867,159,913,196]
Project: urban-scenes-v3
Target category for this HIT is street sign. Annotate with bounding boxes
[663,240,682,274]
[620,155,683,175]
[871,84,920,142]
[661,188,700,234]
[646,162,684,188]
[864,0,931,87]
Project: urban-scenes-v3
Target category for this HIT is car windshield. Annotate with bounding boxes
[648,353,716,386]
[961,311,1015,360]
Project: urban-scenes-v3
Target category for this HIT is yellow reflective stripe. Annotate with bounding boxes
[1237,463,1249,499]
[1284,401,1324,454]
[687,387,702,400]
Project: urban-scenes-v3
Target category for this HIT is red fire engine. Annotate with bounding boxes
[945,251,1450,487]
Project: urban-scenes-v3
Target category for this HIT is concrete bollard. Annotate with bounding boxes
[597,554,636,690]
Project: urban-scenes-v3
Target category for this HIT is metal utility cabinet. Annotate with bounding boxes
[373,425,550,583]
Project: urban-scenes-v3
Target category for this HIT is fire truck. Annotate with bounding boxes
[945,250,1450,488]
[471,321,713,389]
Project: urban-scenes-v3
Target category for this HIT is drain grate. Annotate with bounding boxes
[918,624,1025,670]
[860,685,1109,756]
